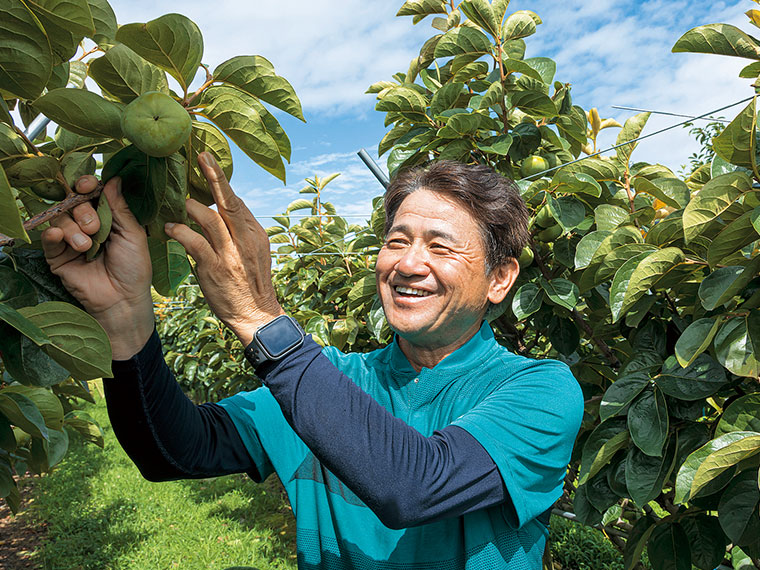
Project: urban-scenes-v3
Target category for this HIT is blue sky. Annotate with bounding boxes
[105,1,751,225]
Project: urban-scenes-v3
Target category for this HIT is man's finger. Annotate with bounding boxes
[71,202,100,235]
[197,153,263,238]
[74,175,99,194]
[50,213,92,252]
[41,227,83,270]
[164,222,216,265]
[185,198,232,253]
[102,177,142,234]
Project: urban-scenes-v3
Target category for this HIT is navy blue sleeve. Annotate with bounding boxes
[103,330,260,482]
[257,336,508,530]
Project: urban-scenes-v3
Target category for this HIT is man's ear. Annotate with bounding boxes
[487,257,520,305]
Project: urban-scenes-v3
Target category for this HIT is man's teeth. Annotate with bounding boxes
[395,286,431,297]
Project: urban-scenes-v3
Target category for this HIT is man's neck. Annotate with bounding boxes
[397,324,482,373]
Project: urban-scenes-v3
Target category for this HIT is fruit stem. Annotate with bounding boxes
[14,126,44,157]
[0,182,104,248]
[184,65,215,107]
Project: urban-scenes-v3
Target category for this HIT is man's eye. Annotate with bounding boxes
[430,243,450,252]
[386,238,406,247]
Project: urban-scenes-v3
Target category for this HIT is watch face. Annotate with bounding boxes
[258,316,303,358]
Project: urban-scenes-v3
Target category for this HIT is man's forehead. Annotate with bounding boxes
[387,222,458,242]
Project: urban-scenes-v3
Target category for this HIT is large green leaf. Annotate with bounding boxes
[376,86,428,117]
[433,26,491,58]
[2,385,63,430]
[396,0,446,18]
[546,195,586,231]
[0,327,70,387]
[502,11,539,41]
[616,112,650,165]
[624,518,657,570]
[28,8,81,67]
[116,13,203,91]
[599,372,649,421]
[0,302,50,346]
[706,211,759,266]
[647,523,692,570]
[102,145,165,225]
[0,122,26,159]
[714,316,760,377]
[716,394,760,437]
[700,258,760,310]
[680,515,726,570]
[213,55,304,122]
[579,417,629,484]
[87,0,117,44]
[89,44,169,103]
[691,433,760,498]
[188,121,233,205]
[682,172,752,243]
[18,301,112,380]
[0,165,29,243]
[511,282,542,320]
[675,431,755,503]
[34,88,122,139]
[713,98,755,169]
[674,317,722,368]
[625,436,676,506]
[25,0,94,37]
[0,0,53,100]
[575,230,613,269]
[633,177,691,210]
[673,23,760,59]
[539,277,579,311]
[552,171,603,198]
[559,157,620,182]
[655,354,727,401]
[610,247,685,322]
[511,88,557,117]
[459,0,499,36]
[718,470,760,547]
[0,266,37,309]
[0,391,47,439]
[628,386,669,457]
[198,85,286,183]
[148,238,191,297]
[145,153,187,241]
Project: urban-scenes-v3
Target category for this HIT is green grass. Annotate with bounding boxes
[26,395,297,570]
[23,395,627,569]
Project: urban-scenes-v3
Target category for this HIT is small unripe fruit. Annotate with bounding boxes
[121,91,192,157]
[31,179,65,201]
[536,223,562,242]
[520,155,549,179]
[535,206,555,228]
[518,246,534,268]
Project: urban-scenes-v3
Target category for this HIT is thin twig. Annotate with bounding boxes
[0,183,103,248]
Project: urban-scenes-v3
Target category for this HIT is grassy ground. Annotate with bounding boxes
[25,397,297,570]
[18,395,627,569]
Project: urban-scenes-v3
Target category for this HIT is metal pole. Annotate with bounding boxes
[357,148,389,190]
[23,115,51,142]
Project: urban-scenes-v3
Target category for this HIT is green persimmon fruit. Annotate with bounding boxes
[121,92,192,157]
[518,246,534,268]
[535,206,555,228]
[536,223,562,242]
[31,179,66,201]
[520,155,549,179]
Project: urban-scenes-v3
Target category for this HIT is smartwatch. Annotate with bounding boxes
[244,315,305,369]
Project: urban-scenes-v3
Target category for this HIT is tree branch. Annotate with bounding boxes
[0,183,103,248]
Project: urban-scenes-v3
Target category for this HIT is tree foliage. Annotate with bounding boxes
[0,0,301,513]
[366,1,760,568]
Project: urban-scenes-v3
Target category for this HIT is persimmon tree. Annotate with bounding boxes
[0,0,302,512]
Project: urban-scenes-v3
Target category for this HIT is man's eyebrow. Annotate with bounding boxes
[387,224,458,243]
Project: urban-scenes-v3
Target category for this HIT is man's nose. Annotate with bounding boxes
[396,244,430,277]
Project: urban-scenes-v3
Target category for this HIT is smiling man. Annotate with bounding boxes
[43,157,583,570]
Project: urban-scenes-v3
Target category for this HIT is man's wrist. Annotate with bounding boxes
[92,296,156,360]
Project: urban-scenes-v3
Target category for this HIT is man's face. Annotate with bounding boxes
[375,188,517,352]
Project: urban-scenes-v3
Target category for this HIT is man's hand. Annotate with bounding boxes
[41,176,155,360]
[165,152,284,346]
